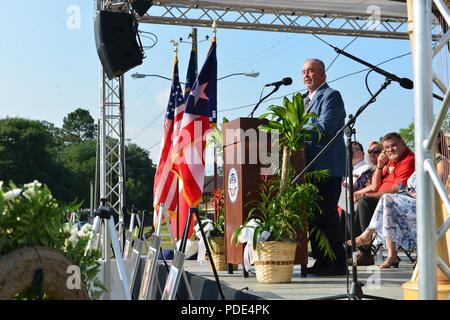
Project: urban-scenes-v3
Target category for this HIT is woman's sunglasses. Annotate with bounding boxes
[368,148,382,154]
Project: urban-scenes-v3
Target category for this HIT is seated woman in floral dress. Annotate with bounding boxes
[351,172,416,268]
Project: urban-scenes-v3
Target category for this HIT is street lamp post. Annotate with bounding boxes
[130,73,185,83]
[217,71,260,81]
[131,71,259,82]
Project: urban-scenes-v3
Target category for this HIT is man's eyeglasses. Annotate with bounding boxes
[368,148,382,154]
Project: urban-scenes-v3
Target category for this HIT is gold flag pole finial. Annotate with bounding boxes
[212,20,217,37]
[170,39,179,55]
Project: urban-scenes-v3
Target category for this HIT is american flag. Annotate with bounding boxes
[172,37,217,207]
[153,56,185,220]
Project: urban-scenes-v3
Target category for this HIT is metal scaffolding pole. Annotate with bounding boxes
[99,61,112,300]
[97,0,128,299]
[99,71,125,238]
[414,0,437,299]
[97,1,127,241]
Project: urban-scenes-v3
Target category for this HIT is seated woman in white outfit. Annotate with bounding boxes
[338,141,373,209]
[352,141,383,200]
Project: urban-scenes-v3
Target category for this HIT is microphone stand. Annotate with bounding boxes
[330,45,413,89]
[293,78,392,300]
[248,85,281,118]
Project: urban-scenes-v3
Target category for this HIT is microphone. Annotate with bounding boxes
[249,78,291,117]
[265,77,293,87]
[398,77,414,90]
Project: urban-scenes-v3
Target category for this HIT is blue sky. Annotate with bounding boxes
[0,1,422,174]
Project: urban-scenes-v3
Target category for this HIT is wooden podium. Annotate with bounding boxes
[222,118,308,275]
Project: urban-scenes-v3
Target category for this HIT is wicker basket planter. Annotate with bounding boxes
[208,236,227,271]
[254,241,297,284]
[207,236,238,271]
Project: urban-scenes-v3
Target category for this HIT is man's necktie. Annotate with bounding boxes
[304,96,311,111]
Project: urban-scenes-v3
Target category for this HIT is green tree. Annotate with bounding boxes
[57,139,156,211]
[41,120,65,146]
[58,140,97,206]
[0,114,156,210]
[125,143,156,211]
[62,108,97,143]
[0,118,71,201]
[399,121,415,151]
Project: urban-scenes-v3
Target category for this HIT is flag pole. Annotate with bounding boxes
[211,21,219,221]
[170,39,179,55]
[212,20,217,38]
[191,28,198,79]
[170,38,180,240]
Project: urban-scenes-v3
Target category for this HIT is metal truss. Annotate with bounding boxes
[414,0,450,299]
[97,0,129,299]
[139,1,411,39]
[100,75,125,224]
[98,0,127,235]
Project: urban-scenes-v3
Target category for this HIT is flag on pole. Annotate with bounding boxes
[153,55,185,221]
[171,45,197,239]
[184,46,197,101]
[172,37,217,207]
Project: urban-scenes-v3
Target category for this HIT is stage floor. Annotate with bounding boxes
[183,251,415,300]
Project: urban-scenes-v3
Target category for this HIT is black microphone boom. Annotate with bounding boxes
[265,77,293,87]
[331,45,413,90]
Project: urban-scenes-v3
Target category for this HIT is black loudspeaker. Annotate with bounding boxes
[94,11,144,80]
[132,0,153,17]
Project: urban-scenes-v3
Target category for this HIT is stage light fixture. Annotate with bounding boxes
[132,0,153,17]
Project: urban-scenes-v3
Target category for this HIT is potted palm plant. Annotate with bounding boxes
[232,93,332,283]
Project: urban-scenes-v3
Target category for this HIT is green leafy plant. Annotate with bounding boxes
[0,180,104,299]
[232,175,333,259]
[0,181,73,254]
[259,92,321,192]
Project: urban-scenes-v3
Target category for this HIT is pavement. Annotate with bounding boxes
[183,250,416,300]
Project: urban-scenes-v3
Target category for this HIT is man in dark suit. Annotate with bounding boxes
[302,58,347,276]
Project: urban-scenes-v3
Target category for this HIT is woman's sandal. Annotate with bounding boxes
[379,256,400,268]
[346,232,372,247]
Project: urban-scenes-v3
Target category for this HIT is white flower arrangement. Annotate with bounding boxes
[64,222,94,247]
[0,180,22,202]
[0,179,104,299]
[22,180,53,202]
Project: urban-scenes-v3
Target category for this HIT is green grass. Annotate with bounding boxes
[137,225,176,255]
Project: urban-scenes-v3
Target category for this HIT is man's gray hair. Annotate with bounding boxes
[382,132,406,146]
[305,58,326,73]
